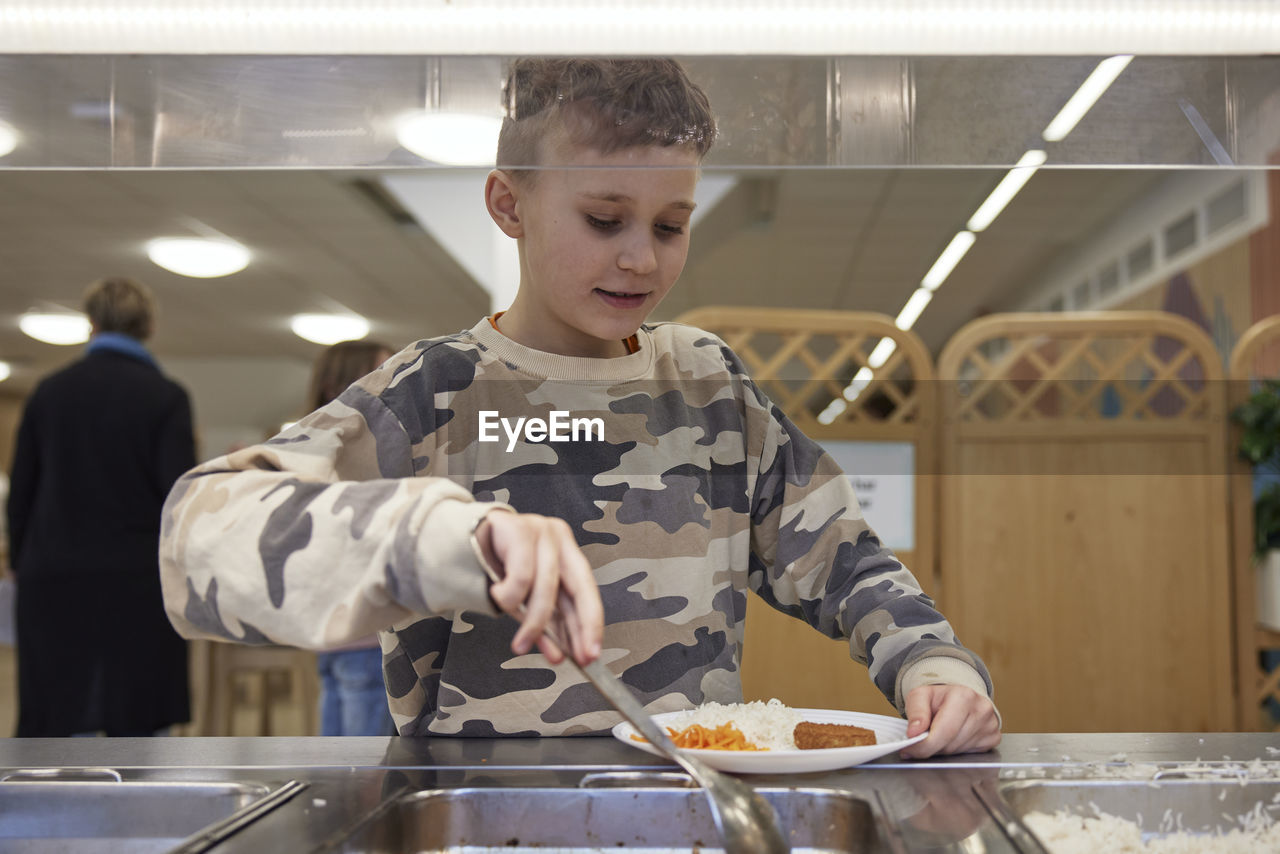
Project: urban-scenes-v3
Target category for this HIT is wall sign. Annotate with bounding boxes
[818,440,915,552]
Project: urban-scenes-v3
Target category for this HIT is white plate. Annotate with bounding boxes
[611,708,926,774]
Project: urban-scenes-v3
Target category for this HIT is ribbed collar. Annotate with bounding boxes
[467,317,655,382]
[86,332,156,367]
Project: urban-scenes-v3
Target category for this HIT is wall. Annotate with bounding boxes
[165,356,313,460]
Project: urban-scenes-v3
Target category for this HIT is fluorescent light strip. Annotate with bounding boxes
[832,335,904,414]
[895,288,933,331]
[1042,55,1133,142]
[842,366,874,402]
[3,5,1275,55]
[867,337,898,369]
[817,398,847,426]
[922,231,976,291]
[966,150,1047,232]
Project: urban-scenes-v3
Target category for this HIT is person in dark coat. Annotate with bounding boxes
[7,276,196,736]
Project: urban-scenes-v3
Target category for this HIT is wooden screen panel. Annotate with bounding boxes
[1228,314,1280,730]
[676,307,933,717]
[939,312,1234,733]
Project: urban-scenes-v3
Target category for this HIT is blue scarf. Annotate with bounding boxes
[86,331,157,367]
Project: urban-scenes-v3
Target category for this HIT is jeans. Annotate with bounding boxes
[317,647,396,736]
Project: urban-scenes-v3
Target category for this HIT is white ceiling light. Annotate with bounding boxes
[290,314,370,345]
[895,288,934,331]
[147,237,250,278]
[395,112,503,166]
[1042,55,1134,143]
[19,312,91,345]
[921,230,977,291]
[0,120,17,158]
[966,149,1047,232]
[0,361,11,382]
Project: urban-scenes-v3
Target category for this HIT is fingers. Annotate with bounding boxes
[903,687,934,739]
[900,686,1002,759]
[484,515,534,613]
[556,534,604,663]
[543,591,579,662]
[900,686,945,759]
[478,511,603,666]
[513,525,563,657]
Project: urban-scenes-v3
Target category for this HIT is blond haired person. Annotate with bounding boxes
[8,277,196,736]
[161,60,997,756]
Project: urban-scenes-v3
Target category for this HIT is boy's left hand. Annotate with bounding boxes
[899,685,1001,759]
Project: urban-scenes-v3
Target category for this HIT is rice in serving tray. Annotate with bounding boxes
[664,699,804,751]
[1023,808,1280,853]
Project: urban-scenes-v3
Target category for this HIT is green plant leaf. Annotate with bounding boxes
[1232,379,1280,467]
[1255,483,1280,563]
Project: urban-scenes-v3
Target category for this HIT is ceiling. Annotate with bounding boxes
[0,165,1167,396]
[0,52,1265,422]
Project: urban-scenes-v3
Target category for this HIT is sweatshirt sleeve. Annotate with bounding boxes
[745,395,993,715]
[159,370,505,649]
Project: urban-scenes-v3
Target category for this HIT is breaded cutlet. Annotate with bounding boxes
[793,721,876,749]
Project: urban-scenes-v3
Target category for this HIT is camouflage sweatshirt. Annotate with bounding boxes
[160,318,993,736]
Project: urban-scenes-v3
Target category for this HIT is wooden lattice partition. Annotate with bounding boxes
[1228,314,1280,731]
[676,307,935,716]
[938,312,1235,732]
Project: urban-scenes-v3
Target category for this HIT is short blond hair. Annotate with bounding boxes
[497,58,716,175]
[82,277,156,341]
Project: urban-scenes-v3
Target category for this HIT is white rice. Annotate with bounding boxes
[664,698,804,751]
[1024,808,1280,853]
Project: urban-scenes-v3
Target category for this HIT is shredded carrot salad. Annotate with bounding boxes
[631,722,764,751]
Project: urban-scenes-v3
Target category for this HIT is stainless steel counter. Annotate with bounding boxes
[5,732,1276,769]
[1,734,1278,852]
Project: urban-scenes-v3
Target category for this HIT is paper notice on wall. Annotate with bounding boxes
[818,440,915,552]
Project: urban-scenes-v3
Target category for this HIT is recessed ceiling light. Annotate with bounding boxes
[19,312,92,345]
[0,361,11,382]
[290,314,370,345]
[395,112,502,166]
[0,120,17,158]
[146,237,250,278]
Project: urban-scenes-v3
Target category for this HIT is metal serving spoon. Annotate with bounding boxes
[570,655,789,854]
[472,537,789,854]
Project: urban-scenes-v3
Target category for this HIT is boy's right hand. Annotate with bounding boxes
[473,510,604,667]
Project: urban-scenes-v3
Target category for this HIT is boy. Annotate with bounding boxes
[160,58,999,757]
